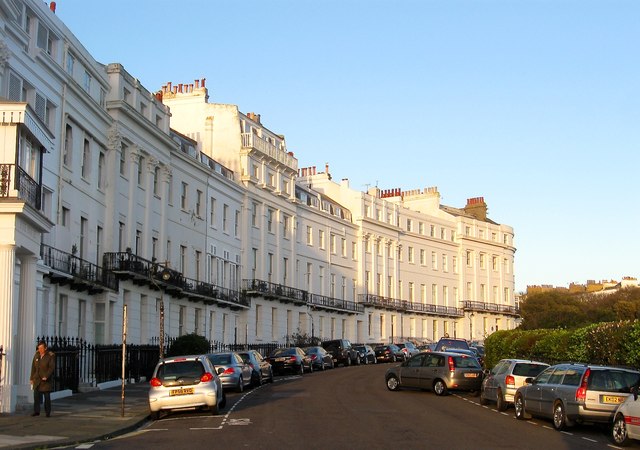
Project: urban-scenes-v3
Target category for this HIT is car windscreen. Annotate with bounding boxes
[513,363,548,378]
[437,339,469,351]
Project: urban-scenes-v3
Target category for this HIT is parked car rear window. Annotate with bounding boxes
[454,356,481,369]
[512,363,548,378]
[209,354,233,365]
[436,339,470,351]
[157,361,204,381]
[271,348,295,356]
[589,370,640,393]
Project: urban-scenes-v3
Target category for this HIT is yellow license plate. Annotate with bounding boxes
[170,387,195,396]
[464,373,478,378]
[602,395,624,404]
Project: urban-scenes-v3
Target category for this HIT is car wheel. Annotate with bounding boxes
[363,356,369,365]
[553,401,572,431]
[495,389,507,411]
[236,376,244,393]
[321,361,327,371]
[298,363,304,376]
[330,360,335,369]
[150,411,160,421]
[386,375,400,391]
[345,356,352,367]
[210,402,219,415]
[433,379,448,396]
[308,363,313,373]
[355,355,361,365]
[612,413,631,446]
[268,368,274,383]
[514,394,530,420]
[391,355,397,363]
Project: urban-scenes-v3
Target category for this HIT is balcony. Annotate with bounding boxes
[359,294,464,318]
[242,279,364,315]
[463,300,520,317]
[241,133,298,171]
[0,164,41,211]
[41,244,118,293]
[103,251,248,310]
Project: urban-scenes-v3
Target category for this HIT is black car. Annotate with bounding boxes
[321,339,360,367]
[375,344,403,363]
[266,347,313,375]
[238,350,274,386]
[354,345,377,364]
[304,346,334,370]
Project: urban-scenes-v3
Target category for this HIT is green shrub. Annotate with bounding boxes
[166,333,210,357]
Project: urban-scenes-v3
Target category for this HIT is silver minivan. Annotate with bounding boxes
[514,363,640,430]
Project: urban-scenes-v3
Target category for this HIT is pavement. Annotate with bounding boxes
[0,382,150,449]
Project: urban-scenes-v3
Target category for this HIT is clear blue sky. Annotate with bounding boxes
[55,0,639,292]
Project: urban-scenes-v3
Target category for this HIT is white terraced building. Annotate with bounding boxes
[0,0,517,413]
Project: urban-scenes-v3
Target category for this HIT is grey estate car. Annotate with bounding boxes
[514,363,640,430]
[385,351,483,395]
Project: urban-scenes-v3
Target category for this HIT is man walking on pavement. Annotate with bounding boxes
[30,340,55,417]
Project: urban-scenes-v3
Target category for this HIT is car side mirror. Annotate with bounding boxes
[632,385,638,401]
[524,377,534,385]
[483,369,490,376]
[217,367,225,375]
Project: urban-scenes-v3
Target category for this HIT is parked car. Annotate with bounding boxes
[514,363,640,430]
[206,352,253,393]
[148,354,226,420]
[395,342,420,359]
[481,359,549,411]
[237,350,274,386]
[354,344,377,364]
[322,339,360,366]
[385,351,483,395]
[611,387,640,446]
[304,346,334,370]
[417,343,436,352]
[266,347,313,375]
[375,344,403,363]
[434,337,470,352]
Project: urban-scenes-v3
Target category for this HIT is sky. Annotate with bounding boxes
[54,0,639,293]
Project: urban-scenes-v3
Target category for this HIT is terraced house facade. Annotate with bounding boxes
[0,0,517,412]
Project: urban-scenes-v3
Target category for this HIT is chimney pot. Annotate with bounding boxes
[195,79,200,89]
[50,2,56,13]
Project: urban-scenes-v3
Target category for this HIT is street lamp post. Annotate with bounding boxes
[151,263,171,358]
[468,312,475,341]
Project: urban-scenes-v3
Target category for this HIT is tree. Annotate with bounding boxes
[166,333,210,356]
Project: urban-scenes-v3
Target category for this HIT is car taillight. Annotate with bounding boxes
[505,375,515,386]
[200,372,213,383]
[576,368,590,402]
[150,377,162,387]
[222,367,235,375]
[289,356,297,362]
[249,363,255,369]
[448,356,455,372]
[310,354,317,360]
[384,350,391,354]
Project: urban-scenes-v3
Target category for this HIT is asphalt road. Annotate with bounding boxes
[87,363,630,450]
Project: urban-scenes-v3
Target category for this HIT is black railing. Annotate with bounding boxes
[242,279,363,314]
[359,293,464,318]
[37,336,160,392]
[40,244,118,292]
[308,293,364,313]
[0,164,41,210]
[103,252,247,309]
[463,300,520,317]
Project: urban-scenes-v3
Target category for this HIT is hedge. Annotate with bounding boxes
[484,320,640,370]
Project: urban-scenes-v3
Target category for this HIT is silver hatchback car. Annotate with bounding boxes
[514,363,640,430]
[148,354,226,420]
[207,352,253,393]
[481,359,549,411]
[385,351,483,395]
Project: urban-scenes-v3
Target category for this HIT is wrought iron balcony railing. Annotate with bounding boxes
[0,164,41,210]
[40,244,118,292]
[463,300,520,317]
[358,294,464,318]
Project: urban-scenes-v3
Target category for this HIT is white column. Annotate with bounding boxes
[17,255,38,386]
[0,245,17,412]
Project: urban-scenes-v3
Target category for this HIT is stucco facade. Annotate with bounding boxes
[0,0,517,413]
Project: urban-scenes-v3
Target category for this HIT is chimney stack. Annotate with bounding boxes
[464,197,488,221]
